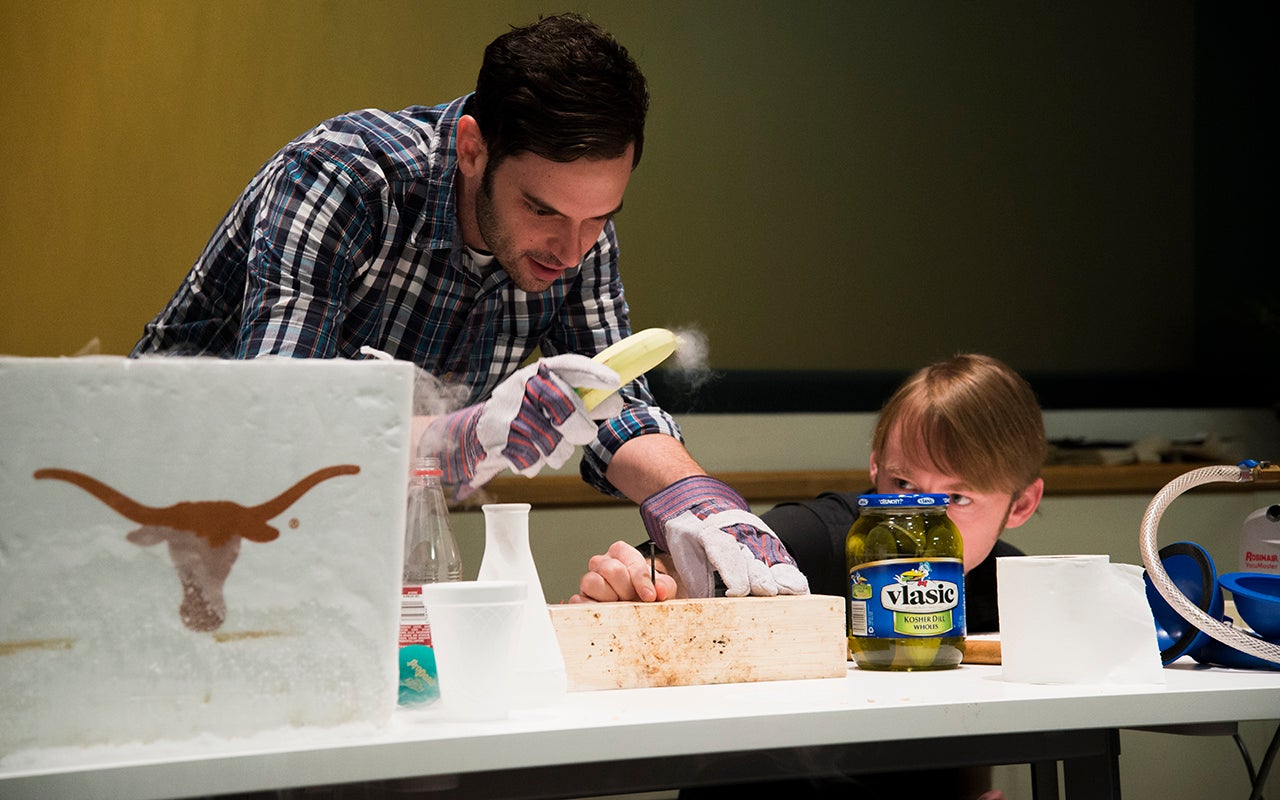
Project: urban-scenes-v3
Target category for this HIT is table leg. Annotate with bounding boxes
[1062,729,1122,799]
[1030,760,1060,800]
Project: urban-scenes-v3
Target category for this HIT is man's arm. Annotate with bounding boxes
[599,432,808,599]
[603,431,704,504]
[413,355,623,498]
[541,228,806,597]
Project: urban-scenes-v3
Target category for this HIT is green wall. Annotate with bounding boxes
[1,1,1195,374]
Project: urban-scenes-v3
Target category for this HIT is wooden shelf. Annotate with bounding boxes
[1041,462,1251,496]
[467,462,1273,511]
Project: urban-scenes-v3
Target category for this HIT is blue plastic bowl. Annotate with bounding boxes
[1197,631,1280,671]
[1219,572,1280,640]
[1143,541,1225,665]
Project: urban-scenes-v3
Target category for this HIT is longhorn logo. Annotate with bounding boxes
[33,465,361,632]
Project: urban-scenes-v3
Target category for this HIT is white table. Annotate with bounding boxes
[3,661,1278,800]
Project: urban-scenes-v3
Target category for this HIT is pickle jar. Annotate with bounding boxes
[846,493,965,671]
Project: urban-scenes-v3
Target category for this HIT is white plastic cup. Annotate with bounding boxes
[421,580,527,721]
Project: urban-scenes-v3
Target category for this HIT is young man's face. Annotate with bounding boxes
[870,424,1042,573]
[475,146,633,293]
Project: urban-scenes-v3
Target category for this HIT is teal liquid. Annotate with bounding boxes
[398,644,440,706]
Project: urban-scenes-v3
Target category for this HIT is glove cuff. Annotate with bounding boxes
[640,475,748,549]
[422,404,485,486]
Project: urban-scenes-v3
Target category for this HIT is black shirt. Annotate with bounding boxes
[762,490,1023,633]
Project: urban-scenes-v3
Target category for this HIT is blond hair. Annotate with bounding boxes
[872,353,1046,494]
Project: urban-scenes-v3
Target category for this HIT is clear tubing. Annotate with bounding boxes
[1139,464,1280,665]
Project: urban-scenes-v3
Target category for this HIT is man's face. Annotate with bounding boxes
[475,145,633,293]
[870,425,1035,573]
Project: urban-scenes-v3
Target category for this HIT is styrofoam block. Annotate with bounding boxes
[0,356,413,756]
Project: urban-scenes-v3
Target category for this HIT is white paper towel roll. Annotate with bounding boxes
[998,555,1165,685]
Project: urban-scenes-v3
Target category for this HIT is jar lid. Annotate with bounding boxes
[856,493,950,508]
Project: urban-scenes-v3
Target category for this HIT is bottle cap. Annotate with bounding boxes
[856,493,950,508]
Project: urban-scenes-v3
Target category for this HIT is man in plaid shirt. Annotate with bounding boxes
[132,13,806,599]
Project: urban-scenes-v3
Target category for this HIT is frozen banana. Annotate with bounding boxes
[578,328,678,411]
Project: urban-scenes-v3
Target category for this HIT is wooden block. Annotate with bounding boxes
[963,634,1002,665]
[548,595,848,691]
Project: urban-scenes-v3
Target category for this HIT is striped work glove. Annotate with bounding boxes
[420,355,622,497]
[641,475,810,598]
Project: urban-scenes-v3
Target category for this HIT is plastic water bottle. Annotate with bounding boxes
[398,457,462,706]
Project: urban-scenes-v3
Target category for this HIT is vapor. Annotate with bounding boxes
[665,326,717,394]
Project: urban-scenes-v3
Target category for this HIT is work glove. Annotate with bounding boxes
[640,475,810,598]
[420,354,623,497]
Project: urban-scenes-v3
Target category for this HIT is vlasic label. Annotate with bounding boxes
[849,558,965,639]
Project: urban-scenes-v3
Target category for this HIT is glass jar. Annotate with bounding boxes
[846,493,965,671]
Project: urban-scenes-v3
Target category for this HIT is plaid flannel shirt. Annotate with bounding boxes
[131,96,681,495]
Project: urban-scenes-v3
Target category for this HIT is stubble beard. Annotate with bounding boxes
[475,171,553,294]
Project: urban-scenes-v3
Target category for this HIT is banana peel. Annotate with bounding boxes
[578,328,678,411]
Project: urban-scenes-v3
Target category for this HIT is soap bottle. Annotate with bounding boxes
[398,456,462,706]
[1241,504,1280,575]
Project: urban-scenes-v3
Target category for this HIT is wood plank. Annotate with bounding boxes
[548,595,847,691]
[963,635,1002,665]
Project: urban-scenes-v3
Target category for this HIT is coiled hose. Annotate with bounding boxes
[1139,461,1280,665]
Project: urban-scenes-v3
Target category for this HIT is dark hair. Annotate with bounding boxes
[469,13,648,168]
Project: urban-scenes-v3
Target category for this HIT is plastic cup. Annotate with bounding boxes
[421,580,527,721]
